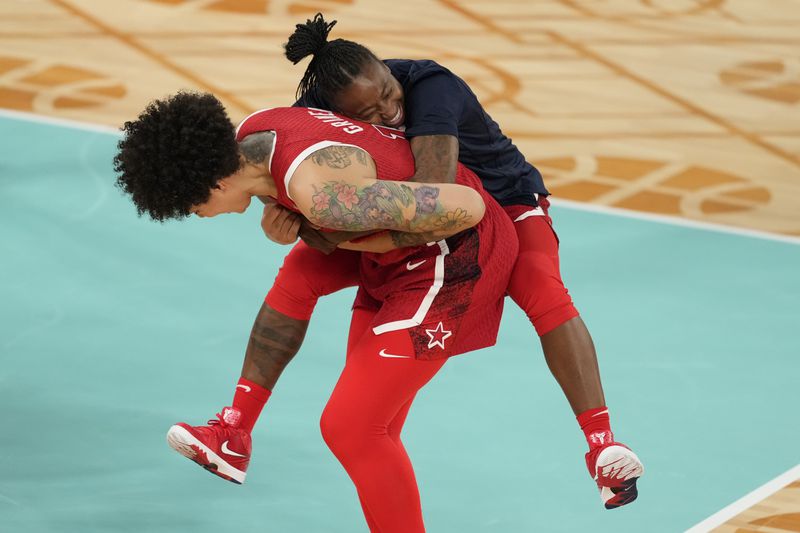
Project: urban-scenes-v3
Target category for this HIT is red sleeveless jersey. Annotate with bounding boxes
[235,107,417,212]
[236,107,518,359]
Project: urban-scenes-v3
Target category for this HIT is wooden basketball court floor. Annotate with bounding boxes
[1,1,799,531]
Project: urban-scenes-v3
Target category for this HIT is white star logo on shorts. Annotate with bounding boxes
[425,322,452,350]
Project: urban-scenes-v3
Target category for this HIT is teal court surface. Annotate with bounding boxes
[1,111,798,532]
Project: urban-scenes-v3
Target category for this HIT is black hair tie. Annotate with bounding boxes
[314,40,332,57]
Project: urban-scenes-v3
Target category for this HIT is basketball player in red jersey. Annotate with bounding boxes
[115,91,518,532]
[193,13,642,512]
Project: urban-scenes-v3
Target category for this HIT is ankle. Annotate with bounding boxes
[576,406,613,448]
[232,377,271,433]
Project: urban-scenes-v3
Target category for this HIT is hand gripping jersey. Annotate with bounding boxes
[236,107,518,359]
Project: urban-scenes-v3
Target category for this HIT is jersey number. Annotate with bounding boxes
[371,124,406,140]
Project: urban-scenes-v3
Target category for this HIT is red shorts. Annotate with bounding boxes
[353,197,518,359]
[504,197,579,336]
[265,245,360,321]
[266,195,577,343]
[350,168,518,360]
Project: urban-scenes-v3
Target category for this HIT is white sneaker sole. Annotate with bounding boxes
[595,445,643,507]
[595,445,644,483]
[166,425,247,484]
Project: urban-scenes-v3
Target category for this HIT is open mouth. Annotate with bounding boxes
[385,106,403,128]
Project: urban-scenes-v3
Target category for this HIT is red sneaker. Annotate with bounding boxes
[585,432,643,509]
[166,407,251,484]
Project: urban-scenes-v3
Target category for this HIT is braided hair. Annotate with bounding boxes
[284,13,380,108]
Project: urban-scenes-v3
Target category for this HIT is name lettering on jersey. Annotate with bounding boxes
[306,108,363,134]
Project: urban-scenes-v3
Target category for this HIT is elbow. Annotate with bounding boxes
[465,188,485,229]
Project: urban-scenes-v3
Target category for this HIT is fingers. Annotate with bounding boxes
[261,200,282,228]
[279,211,302,242]
[262,202,301,244]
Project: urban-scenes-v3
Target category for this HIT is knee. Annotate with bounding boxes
[508,251,578,336]
[274,251,320,299]
[319,405,343,450]
[320,404,368,459]
[267,248,342,319]
[508,251,565,306]
[282,247,358,299]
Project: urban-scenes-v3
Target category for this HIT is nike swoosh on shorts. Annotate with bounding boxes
[379,349,412,359]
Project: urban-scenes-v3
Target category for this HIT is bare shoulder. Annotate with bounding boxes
[289,144,380,224]
[291,144,376,195]
[304,144,374,172]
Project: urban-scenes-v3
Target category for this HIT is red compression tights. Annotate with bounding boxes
[321,307,447,533]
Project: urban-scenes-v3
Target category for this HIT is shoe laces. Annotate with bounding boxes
[208,412,227,427]
[208,407,241,429]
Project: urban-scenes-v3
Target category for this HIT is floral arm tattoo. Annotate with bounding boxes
[308,179,471,233]
[304,145,474,242]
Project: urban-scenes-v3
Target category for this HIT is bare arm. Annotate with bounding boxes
[337,229,455,253]
[337,134,460,251]
[408,134,459,184]
[327,135,462,252]
[257,136,462,252]
[289,145,484,237]
[257,195,378,254]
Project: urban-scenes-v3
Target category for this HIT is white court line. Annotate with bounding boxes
[0,108,119,135]
[551,198,800,246]
[2,108,799,247]
[685,464,800,533]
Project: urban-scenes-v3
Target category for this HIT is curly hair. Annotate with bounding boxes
[114,91,241,221]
